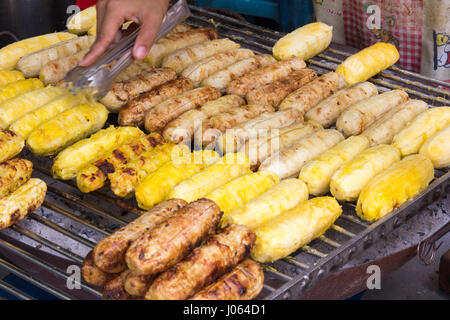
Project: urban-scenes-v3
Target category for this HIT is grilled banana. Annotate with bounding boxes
[419,125,450,168]
[0,158,33,199]
[0,129,24,164]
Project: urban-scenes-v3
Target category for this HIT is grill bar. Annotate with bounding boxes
[0,279,34,300]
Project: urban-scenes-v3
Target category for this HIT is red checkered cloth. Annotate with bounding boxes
[342,0,423,73]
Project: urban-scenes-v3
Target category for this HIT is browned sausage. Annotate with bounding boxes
[125,199,222,276]
[81,250,116,287]
[144,87,222,132]
[124,272,154,297]
[146,224,256,300]
[102,270,131,300]
[118,77,194,127]
[226,57,306,96]
[190,259,264,300]
[246,68,317,108]
[93,199,187,273]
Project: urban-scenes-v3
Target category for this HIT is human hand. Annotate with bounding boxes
[80,0,169,66]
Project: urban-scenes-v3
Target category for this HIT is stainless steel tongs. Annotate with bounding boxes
[65,0,190,100]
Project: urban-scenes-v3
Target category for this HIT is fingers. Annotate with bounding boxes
[133,21,161,60]
[80,2,124,66]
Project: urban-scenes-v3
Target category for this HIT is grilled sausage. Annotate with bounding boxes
[144,87,221,132]
[336,89,409,137]
[182,49,255,85]
[0,178,47,229]
[199,104,275,147]
[100,68,177,112]
[218,109,303,154]
[112,61,155,82]
[39,49,88,85]
[146,224,256,300]
[103,270,131,300]
[162,38,240,73]
[226,57,306,96]
[147,28,218,67]
[163,95,245,143]
[278,72,347,114]
[118,77,194,127]
[0,158,33,199]
[361,99,428,146]
[305,82,378,127]
[125,199,222,276]
[190,259,264,300]
[246,68,317,107]
[259,129,344,179]
[82,251,115,287]
[201,54,276,91]
[124,272,154,297]
[93,199,187,273]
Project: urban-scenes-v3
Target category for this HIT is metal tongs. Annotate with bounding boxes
[66,0,190,100]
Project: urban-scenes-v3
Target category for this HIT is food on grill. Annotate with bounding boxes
[259,129,344,179]
[125,199,222,275]
[246,68,317,108]
[336,90,409,137]
[330,144,401,202]
[109,143,184,198]
[251,197,342,263]
[242,121,323,167]
[100,68,177,112]
[103,270,131,300]
[109,61,154,83]
[182,49,255,85]
[278,72,347,114]
[305,82,378,127]
[147,28,218,67]
[88,24,96,36]
[168,153,251,203]
[273,22,333,61]
[361,99,428,146]
[392,107,450,156]
[163,94,245,143]
[77,133,165,193]
[39,49,89,85]
[336,42,400,86]
[0,70,24,86]
[199,104,275,147]
[0,79,44,104]
[0,178,47,229]
[0,86,66,129]
[135,150,220,210]
[147,224,256,300]
[218,109,303,154]
[52,126,143,180]
[144,87,221,132]
[0,32,76,70]
[190,259,264,300]
[124,272,154,297]
[201,54,276,91]
[162,38,240,73]
[93,199,187,273]
[66,5,96,34]
[9,92,87,139]
[206,171,279,221]
[357,155,434,221]
[82,251,115,287]
[225,178,308,230]
[26,102,108,156]
[0,159,33,199]
[0,130,24,164]
[119,77,194,127]
[419,125,450,168]
[226,57,306,96]
[16,36,95,77]
[299,136,370,196]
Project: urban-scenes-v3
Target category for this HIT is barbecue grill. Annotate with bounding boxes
[0,5,449,300]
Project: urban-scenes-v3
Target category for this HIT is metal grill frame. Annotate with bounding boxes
[0,5,449,300]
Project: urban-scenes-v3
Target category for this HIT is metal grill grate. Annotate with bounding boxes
[0,5,449,300]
